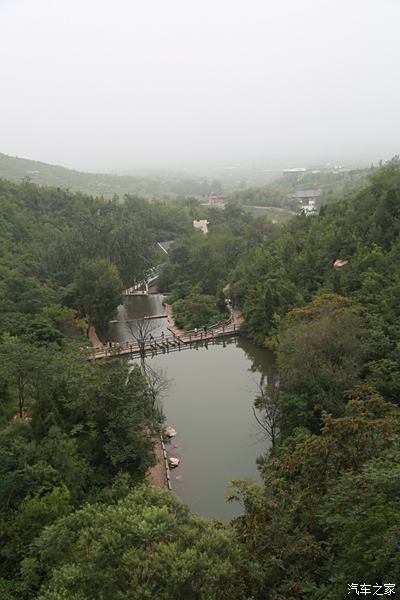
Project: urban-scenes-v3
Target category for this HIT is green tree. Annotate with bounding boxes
[319,452,400,593]
[24,486,249,600]
[75,258,122,338]
[230,389,400,600]
[29,355,159,485]
[0,577,20,600]
[172,290,227,330]
[0,336,49,418]
[2,486,71,570]
[39,304,77,334]
[366,358,400,404]
[277,295,367,434]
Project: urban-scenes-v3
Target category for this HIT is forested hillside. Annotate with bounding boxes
[232,165,400,348]
[1,169,400,599]
[229,164,400,436]
[158,165,400,598]
[0,153,221,199]
[0,178,193,338]
[225,166,400,597]
[0,179,252,599]
[157,204,275,329]
[227,167,371,210]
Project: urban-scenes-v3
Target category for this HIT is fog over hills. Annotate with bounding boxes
[0,152,284,197]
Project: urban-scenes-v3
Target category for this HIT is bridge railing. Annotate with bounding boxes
[90,333,178,354]
[87,323,240,360]
[184,313,234,337]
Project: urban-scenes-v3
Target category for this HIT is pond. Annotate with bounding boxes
[110,295,275,521]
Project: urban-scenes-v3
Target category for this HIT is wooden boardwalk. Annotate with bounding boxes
[89,318,242,360]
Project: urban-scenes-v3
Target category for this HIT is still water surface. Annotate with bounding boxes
[110,295,275,521]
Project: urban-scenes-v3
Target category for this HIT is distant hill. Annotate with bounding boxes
[227,167,371,211]
[0,152,218,199]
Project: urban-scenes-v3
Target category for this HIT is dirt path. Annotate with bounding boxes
[88,324,103,347]
[231,307,244,326]
[146,437,168,489]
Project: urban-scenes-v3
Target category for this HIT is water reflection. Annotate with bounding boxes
[110,294,169,342]
[111,295,275,520]
[236,337,277,387]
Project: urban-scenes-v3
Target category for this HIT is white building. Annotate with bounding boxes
[302,199,317,215]
[193,219,209,234]
[290,189,320,215]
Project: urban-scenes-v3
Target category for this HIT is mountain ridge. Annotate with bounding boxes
[0,152,215,199]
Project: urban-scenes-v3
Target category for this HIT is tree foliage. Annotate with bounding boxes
[231,166,400,351]
[24,486,249,600]
[158,206,274,329]
[0,178,193,339]
[1,166,400,597]
[230,390,400,599]
[75,258,122,337]
[0,341,161,582]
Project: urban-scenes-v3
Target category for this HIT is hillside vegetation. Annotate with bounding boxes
[1,168,400,598]
[232,165,400,348]
[225,166,400,597]
[227,167,371,210]
[0,153,221,199]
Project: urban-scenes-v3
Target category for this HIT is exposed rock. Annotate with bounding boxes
[164,426,177,438]
[333,259,348,269]
[168,457,180,468]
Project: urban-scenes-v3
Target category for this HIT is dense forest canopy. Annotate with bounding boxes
[0,166,400,598]
[0,178,197,337]
[230,165,400,347]
[0,178,252,598]
[158,204,275,329]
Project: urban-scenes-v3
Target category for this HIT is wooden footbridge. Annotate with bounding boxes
[89,318,241,361]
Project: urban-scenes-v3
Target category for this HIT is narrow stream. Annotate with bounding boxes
[110,295,275,520]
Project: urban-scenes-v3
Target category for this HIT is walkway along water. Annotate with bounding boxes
[146,437,172,490]
[86,301,244,492]
[88,306,244,360]
[88,295,271,517]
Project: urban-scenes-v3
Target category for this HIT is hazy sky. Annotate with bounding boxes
[1,0,399,171]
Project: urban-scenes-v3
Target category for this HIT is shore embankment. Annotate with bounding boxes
[164,302,185,336]
[146,437,171,490]
[164,302,243,334]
